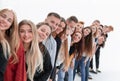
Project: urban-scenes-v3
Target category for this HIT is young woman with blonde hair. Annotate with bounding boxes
[0,8,26,81]
[18,20,43,81]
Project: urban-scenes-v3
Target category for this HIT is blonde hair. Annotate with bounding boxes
[0,30,10,59]
[18,20,43,81]
[0,8,20,62]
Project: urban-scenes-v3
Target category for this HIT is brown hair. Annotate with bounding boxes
[67,16,78,23]
[47,12,61,19]
[71,31,84,60]
[83,27,93,56]
[108,25,114,31]
[78,21,84,25]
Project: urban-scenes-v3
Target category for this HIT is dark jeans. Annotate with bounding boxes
[64,72,68,81]
[95,47,100,69]
[89,47,101,69]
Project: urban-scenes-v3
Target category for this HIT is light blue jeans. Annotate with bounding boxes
[57,67,65,81]
[58,59,75,81]
[68,67,73,81]
[68,58,75,81]
[73,56,90,81]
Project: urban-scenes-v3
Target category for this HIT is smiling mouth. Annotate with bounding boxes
[39,36,44,39]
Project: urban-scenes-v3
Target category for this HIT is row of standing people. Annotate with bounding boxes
[73,20,113,80]
[0,8,113,81]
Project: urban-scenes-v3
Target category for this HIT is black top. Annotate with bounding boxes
[69,45,75,56]
[34,43,52,81]
[0,44,8,81]
[27,43,52,81]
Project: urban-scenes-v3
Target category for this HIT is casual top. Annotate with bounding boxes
[82,52,90,62]
[67,35,71,51]
[43,35,57,67]
[31,43,52,81]
[0,44,8,81]
[54,36,62,65]
[56,42,65,66]
[49,36,62,80]
[4,42,26,81]
[69,45,75,56]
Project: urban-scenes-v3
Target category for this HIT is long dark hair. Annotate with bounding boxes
[84,27,93,56]
[71,31,84,60]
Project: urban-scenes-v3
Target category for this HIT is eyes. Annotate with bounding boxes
[74,33,82,41]
[40,28,50,37]
[50,20,59,26]
[58,24,64,29]
[20,29,32,34]
[41,28,45,32]
[0,14,13,23]
[85,29,91,33]
[0,14,6,18]
[92,27,96,31]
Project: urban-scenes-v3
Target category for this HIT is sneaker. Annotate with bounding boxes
[77,72,81,76]
[88,75,93,79]
[96,69,101,73]
[89,69,97,74]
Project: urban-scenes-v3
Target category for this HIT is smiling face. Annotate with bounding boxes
[55,21,66,34]
[19,24,33,44]
[37,24,51,42]
[91,25,97,34]
[60,27,70,41]
[45,15,60,32]
[72,32,82,43]
[67,21,76,35]
[75,22,84,32]
[97,28,102,37]
[83,28,91,37]
[0,10,14,32]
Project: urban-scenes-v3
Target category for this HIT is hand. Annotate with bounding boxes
[70,61,74,69]
[10,54,19,64]
[62,66,68,72]
[49,79,52,81]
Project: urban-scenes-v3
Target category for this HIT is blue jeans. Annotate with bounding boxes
[57,68,65,81]
[73,56,90,81]
[57,65,74,81]
[73,59,79,80]
[68,58,75,81]
[85,58,90,81]
[68,67,73,81]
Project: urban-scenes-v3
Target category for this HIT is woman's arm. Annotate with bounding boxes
[67,53,75,68]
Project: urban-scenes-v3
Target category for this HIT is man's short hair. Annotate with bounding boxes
[67,16,78,23]
[47,12,61,19]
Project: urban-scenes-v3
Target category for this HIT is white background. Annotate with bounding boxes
[1,0,120,80]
